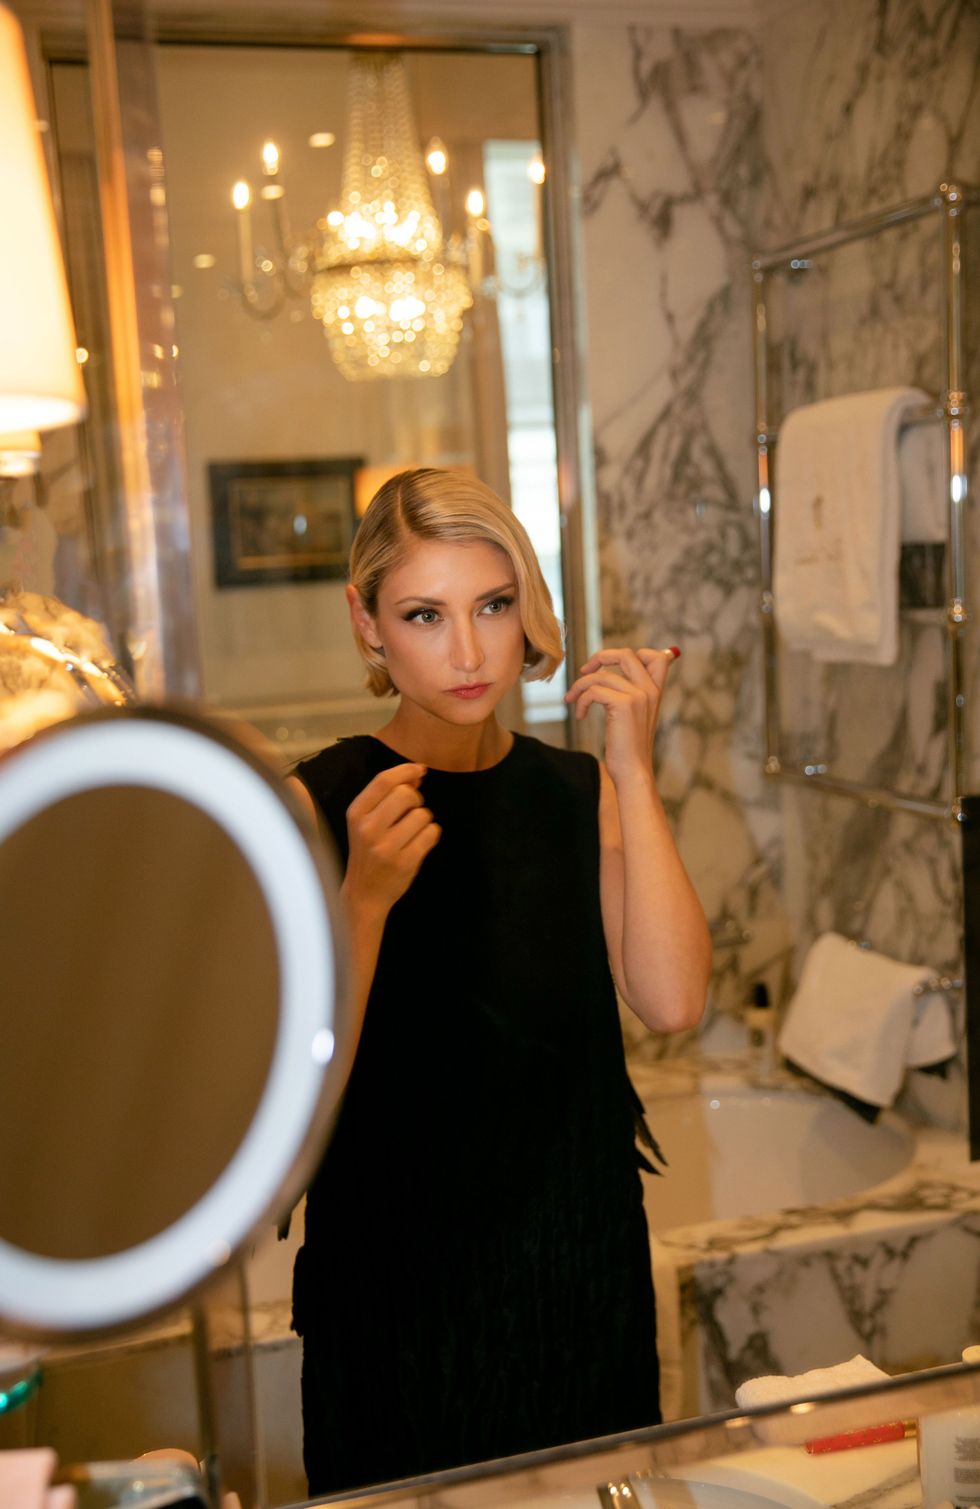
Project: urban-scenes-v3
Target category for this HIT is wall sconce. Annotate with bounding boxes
[0,2,86,435]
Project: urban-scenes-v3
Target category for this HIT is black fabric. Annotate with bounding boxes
[293,733,660,1495]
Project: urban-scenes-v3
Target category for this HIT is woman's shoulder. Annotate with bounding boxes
[294,735,388,804]
[513,733,599,793]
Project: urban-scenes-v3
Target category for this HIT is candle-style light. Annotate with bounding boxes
[231,180,253,289]
[465,188,487,287]
[528,154,546,262]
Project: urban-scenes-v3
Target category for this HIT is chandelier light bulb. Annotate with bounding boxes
[425,137,448,175]
[528,155,546,185]
[465,187,485,218]
[308,131,336,149]
[261,141,280,176]
[232,181,251,211]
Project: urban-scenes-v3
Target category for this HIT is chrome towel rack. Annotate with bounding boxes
[750,180,977,824]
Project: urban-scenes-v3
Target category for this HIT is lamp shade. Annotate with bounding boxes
[0,3,86,433]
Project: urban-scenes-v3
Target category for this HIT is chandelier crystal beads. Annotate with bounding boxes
[310,53,472,381]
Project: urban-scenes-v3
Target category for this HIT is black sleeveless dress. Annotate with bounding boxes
[293,733,660,1495]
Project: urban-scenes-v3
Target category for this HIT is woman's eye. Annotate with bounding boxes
[482,596,514,616]
[407,608,440,625]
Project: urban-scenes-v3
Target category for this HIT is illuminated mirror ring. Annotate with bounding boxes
[0,707,349,1336]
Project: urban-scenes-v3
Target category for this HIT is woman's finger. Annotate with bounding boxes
[636,646,680,691]
[565,667,651,704]
[571,682,635,719]
[347,762,426,820]
[404,819,442,865]
[367,781,426,830]
[387,803,438,850]
[578,646,679,687]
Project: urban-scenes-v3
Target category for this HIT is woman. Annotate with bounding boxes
[290,468,710,1494]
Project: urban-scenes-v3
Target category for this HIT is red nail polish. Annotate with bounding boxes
[669,645,682,659]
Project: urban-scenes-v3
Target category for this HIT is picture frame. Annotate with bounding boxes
[209,457,363,587]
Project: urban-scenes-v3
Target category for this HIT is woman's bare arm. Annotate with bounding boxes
[565,648,711,1033]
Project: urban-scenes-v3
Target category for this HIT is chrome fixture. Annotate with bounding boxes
[751,180,978,824]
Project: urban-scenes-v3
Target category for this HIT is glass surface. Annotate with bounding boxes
[148,42,566,753]
[297,1362,980,1509]
[0,784,279,1260]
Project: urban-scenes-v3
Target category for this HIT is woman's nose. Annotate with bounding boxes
[450,619,485,673]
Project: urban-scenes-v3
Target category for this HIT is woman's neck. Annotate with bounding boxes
[373,709,513,772]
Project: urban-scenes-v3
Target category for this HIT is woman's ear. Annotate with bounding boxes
[346,584,380,649]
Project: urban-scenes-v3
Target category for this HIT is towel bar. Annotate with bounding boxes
[912,976,964,997]
[751,179,977,824]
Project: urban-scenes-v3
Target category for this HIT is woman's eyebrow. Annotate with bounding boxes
[394,581,516,607]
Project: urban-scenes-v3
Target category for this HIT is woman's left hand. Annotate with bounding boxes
[564,646,679,785]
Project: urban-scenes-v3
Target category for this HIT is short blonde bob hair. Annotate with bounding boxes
[349,467,565,698]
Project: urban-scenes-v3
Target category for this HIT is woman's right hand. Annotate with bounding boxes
[343,763,441,917]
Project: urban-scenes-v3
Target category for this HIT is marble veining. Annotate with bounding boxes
[655,1157,980,1418]
[573,20,791,1042]
[573,2,980,1086]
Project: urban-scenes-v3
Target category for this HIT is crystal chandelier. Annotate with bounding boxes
[312,54,472,381]
[230,53,473,382]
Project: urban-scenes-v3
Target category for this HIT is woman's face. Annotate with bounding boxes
[354,537,527,727]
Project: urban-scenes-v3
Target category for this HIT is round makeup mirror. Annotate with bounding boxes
[0,705,349,1338]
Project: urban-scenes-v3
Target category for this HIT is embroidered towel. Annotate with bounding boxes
[774,386,940,665]
[778,932,953,1108]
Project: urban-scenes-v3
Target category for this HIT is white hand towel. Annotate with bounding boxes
[778,932,932,1107]
[907,990,957,1068]
[735,1354,889,1411]
[774,386,938,666]
[735,1355,892,1446]
[899,417,946,542]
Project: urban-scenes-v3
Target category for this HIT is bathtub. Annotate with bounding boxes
[631,1056,979,1422]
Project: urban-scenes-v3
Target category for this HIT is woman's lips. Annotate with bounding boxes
[448,683,490,699]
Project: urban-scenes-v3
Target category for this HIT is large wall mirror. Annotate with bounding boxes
[0,5,599,1503]
[10,13,595,767]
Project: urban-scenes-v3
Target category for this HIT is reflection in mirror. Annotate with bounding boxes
[154,41,564,750]
[0,785,279,1260]
[41,40,570,757]
[0,707,347,1343]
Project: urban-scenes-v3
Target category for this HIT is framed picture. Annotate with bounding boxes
[209,457,363,587]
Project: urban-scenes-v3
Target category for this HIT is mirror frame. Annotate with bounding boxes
[0,705,351,1338]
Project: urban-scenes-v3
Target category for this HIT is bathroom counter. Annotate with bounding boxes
[667,1438,918,1509]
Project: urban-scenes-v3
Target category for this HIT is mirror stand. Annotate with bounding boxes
[191,1264,267,1509]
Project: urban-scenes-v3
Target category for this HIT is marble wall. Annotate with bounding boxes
[573,0,980,1094]
[572,18,791,1049]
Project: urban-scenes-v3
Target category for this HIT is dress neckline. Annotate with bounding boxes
[362,732,524,777]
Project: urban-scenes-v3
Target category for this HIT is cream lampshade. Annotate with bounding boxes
[0,3,86,433]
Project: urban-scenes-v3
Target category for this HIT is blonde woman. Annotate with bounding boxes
[290,468,710,1495]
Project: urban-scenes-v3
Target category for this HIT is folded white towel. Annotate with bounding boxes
[774,386,939,666]
[778,932,952,1108]
[735,1354,889,1412]
[735,1355,892,1446]
[899,417,946,543]
[907,989,958,1068]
